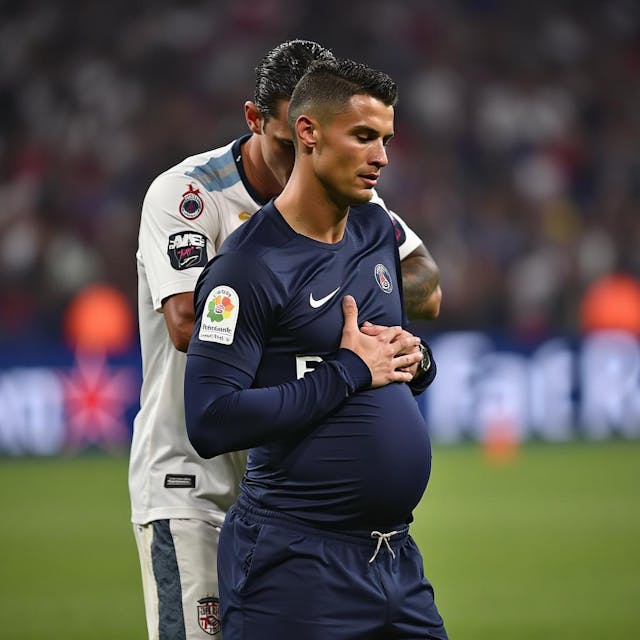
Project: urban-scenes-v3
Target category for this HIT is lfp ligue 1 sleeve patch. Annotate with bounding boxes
[199,285,239,344]
[375,263,393,294]
[179,183,204,220]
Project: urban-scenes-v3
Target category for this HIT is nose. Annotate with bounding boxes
[370,140,388,169]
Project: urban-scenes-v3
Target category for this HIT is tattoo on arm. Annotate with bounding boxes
[401,254,441,321]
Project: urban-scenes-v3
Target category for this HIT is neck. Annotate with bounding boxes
[274,171,349,244]
[241,136,283,202]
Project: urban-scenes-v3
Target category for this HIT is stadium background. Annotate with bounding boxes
[1,0,639,638]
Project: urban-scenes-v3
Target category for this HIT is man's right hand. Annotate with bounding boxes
[339,295,422,388]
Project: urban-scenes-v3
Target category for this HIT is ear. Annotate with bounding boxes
[244,101,264,135]
[295,115,317,151]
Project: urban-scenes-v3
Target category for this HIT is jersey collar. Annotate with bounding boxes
[232,134,269,207]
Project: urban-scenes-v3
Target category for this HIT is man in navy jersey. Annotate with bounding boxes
[131,40,441,640]
[185,58,447,639]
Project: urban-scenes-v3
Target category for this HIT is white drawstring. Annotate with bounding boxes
[368,530,400,563]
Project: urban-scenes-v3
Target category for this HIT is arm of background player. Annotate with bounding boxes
[140,170,218,351]
[371,192,442,321]
[401,243,442,320]
[162,292,195,352]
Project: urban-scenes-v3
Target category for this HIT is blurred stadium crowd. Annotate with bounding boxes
[1,0,639,346]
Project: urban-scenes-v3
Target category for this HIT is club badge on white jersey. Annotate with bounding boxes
[179,183,204,220]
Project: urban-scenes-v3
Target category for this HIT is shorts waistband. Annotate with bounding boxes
[233,493,409,548]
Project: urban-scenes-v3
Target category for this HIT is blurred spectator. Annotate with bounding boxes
[63,282,136,355]
[579,273,640,335]
[0,0,638,344]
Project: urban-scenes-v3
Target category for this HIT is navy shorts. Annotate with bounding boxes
[218,495,448,639]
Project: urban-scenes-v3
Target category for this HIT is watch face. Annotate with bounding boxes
[419,344,431,375]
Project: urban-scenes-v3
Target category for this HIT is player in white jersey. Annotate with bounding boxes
[130,40,442,640]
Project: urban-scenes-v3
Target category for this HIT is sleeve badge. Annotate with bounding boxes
[198,286,240,344]
[179,183,204,220]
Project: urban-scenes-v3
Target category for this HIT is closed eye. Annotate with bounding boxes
[355,131,394,145]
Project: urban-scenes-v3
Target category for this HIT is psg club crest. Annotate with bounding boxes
[197,596,221,635]
[374,263,393,294]
[179,183,204,220]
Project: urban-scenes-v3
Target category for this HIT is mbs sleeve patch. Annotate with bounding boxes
[167,231,208,270]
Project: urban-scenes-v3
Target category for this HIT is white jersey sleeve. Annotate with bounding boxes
[369,189,423,261]
[131,140,257,526]
[138,172,220,312]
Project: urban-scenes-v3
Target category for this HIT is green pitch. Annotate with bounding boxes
[0,441,638,639]
[414,441,640,639]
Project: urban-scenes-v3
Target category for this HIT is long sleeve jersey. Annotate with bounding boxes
[185,200,435,530]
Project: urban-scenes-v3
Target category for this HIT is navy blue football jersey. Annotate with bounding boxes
[185,200,432,529]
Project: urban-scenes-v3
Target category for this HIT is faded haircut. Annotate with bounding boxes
[253,40,336,122]
[287,58,398,131]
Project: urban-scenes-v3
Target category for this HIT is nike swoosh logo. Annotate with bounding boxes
[309,287,341,308]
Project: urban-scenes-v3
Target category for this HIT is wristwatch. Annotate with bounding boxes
[416,343,431,378]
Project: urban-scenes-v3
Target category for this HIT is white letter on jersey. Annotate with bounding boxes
[296,355,323,379]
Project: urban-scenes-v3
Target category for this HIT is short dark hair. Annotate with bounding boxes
[254,40,336,122]
[287,58,398,130]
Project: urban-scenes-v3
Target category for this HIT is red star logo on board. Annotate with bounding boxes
[61,354,137,452]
